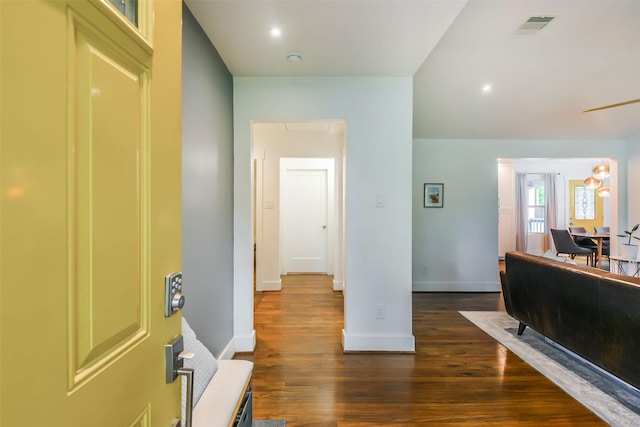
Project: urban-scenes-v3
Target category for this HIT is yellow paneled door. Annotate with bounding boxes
[1,0,182,426]
[569,180,604,230]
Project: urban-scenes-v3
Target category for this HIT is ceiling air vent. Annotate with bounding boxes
[517,16,555,33]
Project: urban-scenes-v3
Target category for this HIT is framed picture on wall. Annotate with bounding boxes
[424,183,444,208]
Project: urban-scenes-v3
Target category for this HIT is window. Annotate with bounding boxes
[109,0,138,26]
[527,180,545,233]
[575,187,596,220]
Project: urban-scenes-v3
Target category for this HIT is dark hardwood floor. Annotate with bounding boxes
[234,274,605,426]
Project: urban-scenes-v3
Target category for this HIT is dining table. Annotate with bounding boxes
[570,231,610,268]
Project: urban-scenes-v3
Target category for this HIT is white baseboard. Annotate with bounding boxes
[412,281,501,292]
[222,330,256,358]
[218,339,236,360]
[342,329,415,352]
[257,279,281,291]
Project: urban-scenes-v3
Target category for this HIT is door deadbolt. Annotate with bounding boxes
[165,272,185,317]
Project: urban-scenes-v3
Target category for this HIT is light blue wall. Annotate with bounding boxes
[234,77,415,351]
[628,134,640,223]
[413,138,628,292]
[182,3,234,358]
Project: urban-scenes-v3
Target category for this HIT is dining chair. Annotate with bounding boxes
[569,227,598,265]
[594,226,610,258]
[569,226,598,251]
[551,228,595,266]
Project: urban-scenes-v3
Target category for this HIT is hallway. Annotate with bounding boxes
[234,274,605,426]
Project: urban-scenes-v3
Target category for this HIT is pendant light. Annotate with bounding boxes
[597,186,611,197]
[592,162,610,179]
[584,175,601,189]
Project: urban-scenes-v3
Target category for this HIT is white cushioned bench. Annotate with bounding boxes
[192,360,253,427]
[182,318,253,427]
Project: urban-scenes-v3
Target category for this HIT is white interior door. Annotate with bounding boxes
[284,170,328,273]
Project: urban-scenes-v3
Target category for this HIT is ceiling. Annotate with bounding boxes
[184,0,640,140]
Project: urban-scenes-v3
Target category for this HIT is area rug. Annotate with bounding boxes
[253,421,286,427]
[460,311,640,427]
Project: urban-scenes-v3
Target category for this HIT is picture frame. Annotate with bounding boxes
[424,183,444,208]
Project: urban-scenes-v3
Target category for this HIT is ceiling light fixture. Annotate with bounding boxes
[287,52,302,65]
[269,27,282,37]
[597,186,611,198]
[592,162,610,179]
[584,160,611,197]
[583,175,601,190]
[482,84,492,93]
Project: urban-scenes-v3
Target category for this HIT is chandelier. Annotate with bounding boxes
[583,161,610,197]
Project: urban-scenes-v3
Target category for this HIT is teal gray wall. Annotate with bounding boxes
[182,3,234,358]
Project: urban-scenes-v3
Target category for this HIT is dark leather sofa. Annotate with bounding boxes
[502,251,640,391]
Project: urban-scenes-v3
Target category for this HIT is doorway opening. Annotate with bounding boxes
[498,158,618,260]
[252,120,346,292]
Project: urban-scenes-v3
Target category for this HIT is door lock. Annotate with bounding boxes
[165,272,185,317]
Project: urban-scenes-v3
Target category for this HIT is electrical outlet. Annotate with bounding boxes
[376,304,385,319]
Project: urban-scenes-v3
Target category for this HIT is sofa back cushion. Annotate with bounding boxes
[539,264,604,366]
[599,276,640,388]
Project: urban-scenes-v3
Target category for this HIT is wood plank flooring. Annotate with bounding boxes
[234,274,605,426]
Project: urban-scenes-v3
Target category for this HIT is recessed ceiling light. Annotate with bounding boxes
[482,84,492,93]
[269,27,282,37]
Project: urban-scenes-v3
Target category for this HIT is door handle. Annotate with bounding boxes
[177,367,194,427]
[166,335,195,427]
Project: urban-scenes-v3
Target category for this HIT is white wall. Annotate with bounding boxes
[253,123,344,291]
[628,134,640,225]
[235,77,415,352]
[413,139,628,292]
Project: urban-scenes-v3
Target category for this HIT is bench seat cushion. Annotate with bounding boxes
[192,360,253,427]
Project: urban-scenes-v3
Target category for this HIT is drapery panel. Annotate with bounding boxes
[515,173,528,252]
[544,173,558,251]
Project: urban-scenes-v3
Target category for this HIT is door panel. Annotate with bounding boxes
[72,7,149,386]
[1,1,182,426]
[285,170,328,273]
[569,180,603,231]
